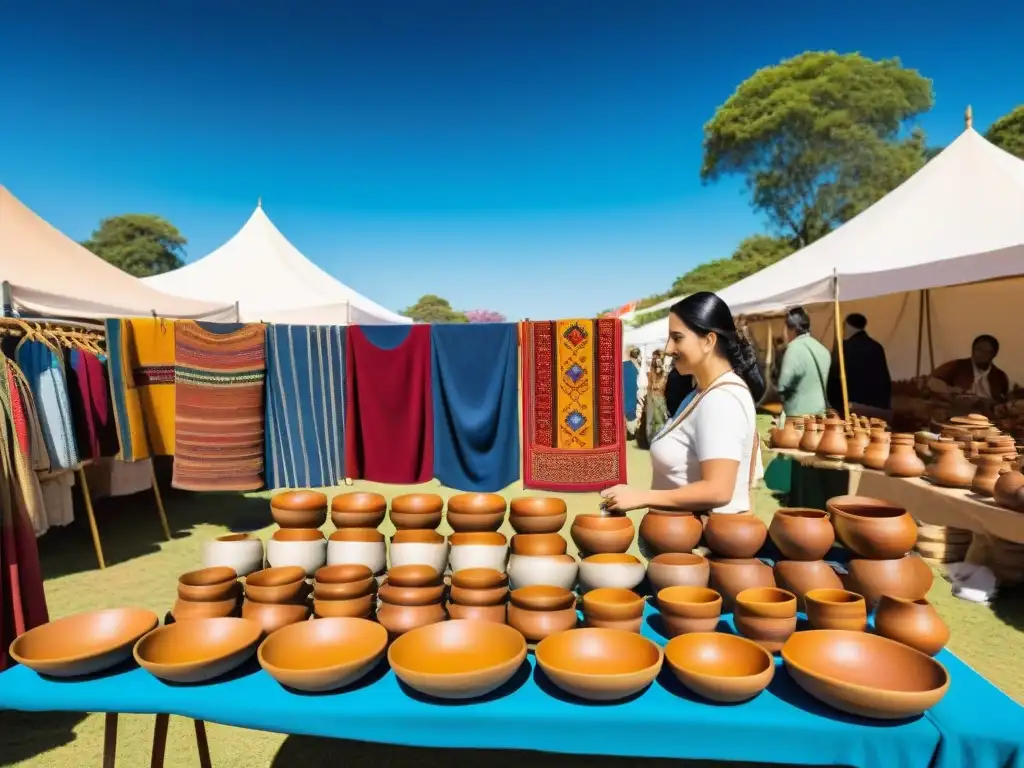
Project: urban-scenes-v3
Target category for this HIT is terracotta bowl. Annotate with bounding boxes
[781,630,950,719]
[387,564,442,588]
[646,553,710,592]
[506,604,578,642]
[535,628,664,701]
[734,587,797,653]
[570,515,635,555]
[388,620,527,699]
[768,509,835,561]
[390,493,444,529]
[703,515,768,559]
[177,567,238,602]
[258,617,387,692]
[172,595,239,622]
[509,585,576,611]
[773,560,843,607]
[313,593,376,619]
[446,602,507,623]
[202,533,264,577]
[510,497,567,517]
[507,554,578,590]
[451,568,508,590]
[10,608,159,678]
[582,588,645,632]
[378,582,446,606]
[664,632,774,703]
[446,493,507,532]
[638,511,702,557]
[826,496,917,559]
[134,617,262,684]
[578,553,645,592]
[315,563,373,584]
[242,599,311,635]
[245,566,307,604]
[511,533,567,557]
[656,586,723,636]
[270,490,328,528]
[330,492,387,529]
[448,532,509,572]
[804,589,867,632]
[267,529,327,576]
[843,555,933,607]
[313,575,375,601]
[708,558,775,609]
[376,602,447,637]
[389,530,449,572]
[326,528,387,574]
[449,584,509,607]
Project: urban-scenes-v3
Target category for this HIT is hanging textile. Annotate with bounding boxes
[520,318,627,491]
[6,367,49,536]
[431,324,519,492]
[265,325,346,490]
[345,325,433,484]
[66,349,120,461]
[15,339,80,471]
[104,319,150,462]
[172,321,267,492]
[126,319,176,456]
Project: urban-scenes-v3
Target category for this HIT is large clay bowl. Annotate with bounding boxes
[773,560,843,608]
[827,496,917,559]
[507,554,578,590]
[313,564,375,601]
[449,584,508,607]
[535,628,663,701]
[506,605,577,642]
[781,630,950,719]
[664,632,774,703]
[708,558,775,609]
[509,497,568,533]
[313,593,376,619]
[646,553,710,592]
[804,589,867,632]
[330,492,387,529]
[510,533,567,557]
[768,509,835,561]
[326,528,386,574]
[202,533,264,576]
[172,594,239,622]
[446,493,507,532]
[376,602,447,637]
[270,490,328,529]
[389,530,449,572]
[638,511,702,557]
[578,553,645,592]
[10,608,159,678]
[244,566,307,604]
[378,582,446,606]
[259,617,387,692]
[843,555,933,607]
[570,515,635,555]
[510,585,576,611]
[177,567,238,602]
[703,515,768,559]
[446,602,507,623]
[242,599,311,635]
[267,529,327,577]
[582,588,645,633]
[448,532,509,572]
[656,586,723,636]
[390,494,444,529]
[388,620,526,700]
[134,618,262,684]
[387,564,442,588]
[734,587,797,653]
[451,568,507,590]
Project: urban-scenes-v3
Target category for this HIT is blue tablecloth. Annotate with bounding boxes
[0,605,1020,768]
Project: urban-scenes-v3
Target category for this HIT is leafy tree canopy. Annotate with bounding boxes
[986,105,1024,160]
[402,294,468,324]
[702,51,933,246]
[82,214,187,277]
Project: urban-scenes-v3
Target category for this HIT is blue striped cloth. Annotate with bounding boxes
[264,325,346,490]
[16,339,80,471]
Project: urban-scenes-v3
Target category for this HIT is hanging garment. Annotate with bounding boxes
[15,339,80,471]
[520,319,627,491]
[66,350,121,461]
[345,325,433,484]
[173,321,267,492]
[104,319,150,462]
[265,325,346,490]
[6,367,49,536]
[431,324,519,492]
[126,319,176,456]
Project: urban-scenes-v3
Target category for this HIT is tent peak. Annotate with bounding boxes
[256,196,262,209]
[965,105,973,130]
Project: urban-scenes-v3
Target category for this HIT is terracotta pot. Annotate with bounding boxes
[845,429,870,464]
[330,492,386,529]
[578,553,645,592]
[313,594,376,619]
[270,490,328,529]
[914,433,934,460]
[177,567,239,603]
[448,532,509,572]
[803,589,867,632]
[266,529,327,577]
[510,533,567,557]
[445,493,507,533]
[507,554,578,590]
[703,514,768,559]
[378,582,446,606]
[874,596,949,656]
[773,560,842,607]
[927,441,976,488]
[386,564,442,587]
[312,576,375,601]
[816,419,848,460]
[569,515,635,555]
[326,528,386,575]
[799,423,823,453]
[241,599,310,635]
[506,604,577,642]
[657,586,723,636]
[884,438,927,478]
[509,585,576,611]
[389,530,449,573]
[971,455,1004,497]
[508,497,567,534]
[172,595,239,622]
[827,496,917,559]
[993,471,1024,511]
[708,558,775,610]
[314,563,373,584]
[202,534,264,576]
[445,601,507,623]
[389,494,444,530]
[638,511,702,557]
[768,509,834,561]
[734,587,797,653]
[646,553,710,592]
[244,567,307,604]
[861,431,891,470]
[582,588,645,633]
[376,601,446,637]
[448,584,508,606]
[450,568,507,590]
[770,420,802,450]
[843,555,934,607]
[534,628,663,702]
[664,632,774,703]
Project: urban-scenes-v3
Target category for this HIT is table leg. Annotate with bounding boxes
[194,720,212,768]
[150,713,170,768]
[102,713,118,768]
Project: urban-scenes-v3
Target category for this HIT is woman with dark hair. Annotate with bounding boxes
[601,292,765,516]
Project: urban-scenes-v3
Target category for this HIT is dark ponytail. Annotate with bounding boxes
[670,291,767,402]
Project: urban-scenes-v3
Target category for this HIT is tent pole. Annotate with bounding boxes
[832,271,851,422]
[925,290,936,373]
[915,290,925,377]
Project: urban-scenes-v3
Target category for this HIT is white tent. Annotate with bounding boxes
[145,203,411,325]
[0,186,236,320]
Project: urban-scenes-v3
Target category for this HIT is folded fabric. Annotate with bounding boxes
[431,324,519,492]
[104,320,150,462]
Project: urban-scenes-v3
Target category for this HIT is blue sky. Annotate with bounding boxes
[2,1,1023,320]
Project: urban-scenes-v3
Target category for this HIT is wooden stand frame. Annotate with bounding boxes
[102,713,211,768]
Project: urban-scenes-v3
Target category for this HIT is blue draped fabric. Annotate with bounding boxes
[622,360,639,421]
[264,325,346,490]
[15,339,79,470]
[431,323,519,492]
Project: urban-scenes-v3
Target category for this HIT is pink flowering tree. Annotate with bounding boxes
[464,309,507,324]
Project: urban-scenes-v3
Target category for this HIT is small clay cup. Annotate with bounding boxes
[803,589,867,632]
[657,586,723,637]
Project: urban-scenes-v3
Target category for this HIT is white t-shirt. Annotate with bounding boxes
[649,372,763,514]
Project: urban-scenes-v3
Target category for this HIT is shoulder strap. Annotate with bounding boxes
[805,343,830,407]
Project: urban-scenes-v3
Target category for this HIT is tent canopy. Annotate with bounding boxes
[145,204,411,325]
[0,186,236,320]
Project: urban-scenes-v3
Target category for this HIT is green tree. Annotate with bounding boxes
[986,105,1024,160]
[702,51,933,246]
[401,294,468,324]
[82,214,187,277]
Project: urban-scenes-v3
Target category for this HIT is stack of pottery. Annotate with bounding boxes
[578,553,646,592]
[202,533,264,577]
[390,530,449,573]
[173,567,240,622]
[861,430,890,470]
[769,419,802,450]
[638,509,702,559]
[446,568,508,623]
[874,595,950,656]
[446,493,507,533]
[798,421,823,453]
[330,492,387,528]
[803,588,867,631]
[241,566,311,635]
[508,497,567,534]
[926,439,977,488]
[581,587,645,633]
[883,434,926,478]
[569,513,635,556]
[734,587,797,652]
[845,428,870,464]
[312,564,376,619]
[913,522,972,566]
[267,491,328,577]
[827,495,932,607]
[970,455,1005,497]
[704,514,772,610]
[389,493,444,530]
[449,532,508,573]
[708,558,775,611]
[507,531,578,590]
[656,585,722,636]
[506,585,577,642]
[377,564,446,637]
[768,509,841,608]
[327,492,388,579]
[815,418,848,462]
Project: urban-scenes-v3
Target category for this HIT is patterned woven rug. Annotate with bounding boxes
[520,318,627,491]
[172,321,267,492]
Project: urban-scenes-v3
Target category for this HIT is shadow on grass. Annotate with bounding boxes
[990,582,1024,633]
[0,710,87,765]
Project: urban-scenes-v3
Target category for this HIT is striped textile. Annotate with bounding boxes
[264,325,346,490]
[172,321,267,492]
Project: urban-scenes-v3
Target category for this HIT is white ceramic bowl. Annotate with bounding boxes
[389,542,449,573]
[449,544,509,572]
[507,554,578,590]
[202,534,264,576]
[578,554,646,592]
[266,532,327,577]
[326,540,386,575]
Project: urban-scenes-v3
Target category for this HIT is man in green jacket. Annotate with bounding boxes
[777,307,832,418]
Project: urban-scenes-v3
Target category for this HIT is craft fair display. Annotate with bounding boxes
[267,529,326,576]
[242,566,311,634]
[330,492,387,529]
[645,552,710,592]
[638,511,702,557]
[312,564,376,619]
[708,558,775,610]
[802,589,867,632]
[446,493,507,533]
[569,513,635,555]
[174,567,241,622]
[327,528,387,575]
[389,530,449,572]
[578,553,645,592]
[663,631,774,703]
[270,490,328,529]
[656,586,723,636]
[446,568,508,623]
[134,617,262,684]
[448,532,508,572]
[767,508,834,561]
[581,588,645,633]
[389,493,444,530]
[534,628,664,702]
[508,496,567,534]
[733,587,797,653]
[702,514,767,559]
[874,596,950,657]
[506,585,577,642]
[376,565,446,637]
[202,533,265,577]
[507,552,579,590]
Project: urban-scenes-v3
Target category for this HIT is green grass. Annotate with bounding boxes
[1,435,1022,767]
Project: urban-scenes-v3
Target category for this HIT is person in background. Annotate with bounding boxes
[637,350,669,449]
[777,306,831,417]
[827,313,892,413]
[622,346,642,434]
[929,334,1009,403]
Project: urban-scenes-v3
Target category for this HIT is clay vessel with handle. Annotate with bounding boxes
[770,420,802,450]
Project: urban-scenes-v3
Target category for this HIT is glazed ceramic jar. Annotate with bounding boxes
[569,514,635,556]
[861,431,891,470]
[656,586,722,636]
[581,588,645,633]
[376,565,446,637]
[312,564,376,619]
[446,568,508,623]
[389,493,444,530]
[770,420,802,450]
[768,509,834,561]
[773,560,842,607]
[842,555,933,607]
[708,558,775,610]
[703,514,768,559]
[506,586,577,642]
[874,596,950,656]
[798,423,823,453]
[827,496,917,559]
[448,532,509,573]
[445,493,507,533]
[638,511,702,557]
[803,588,867,632]
[507,554,579,590]
[883,435,927,478]
[971,455,1005,498]
[389,530,449,573]
[734,587,797,653]
[266,529,327,577]
[508,497,567,534]
[330,492,387,529]
[815,419,848,461]
[202,533,264,577]
[577,554,645,592]
[927,441,976,488]
[270,490,328,529]
[645,553,710,593]
[845,429,870,464]
[993,470,1024,511]
[326,528,386,575]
